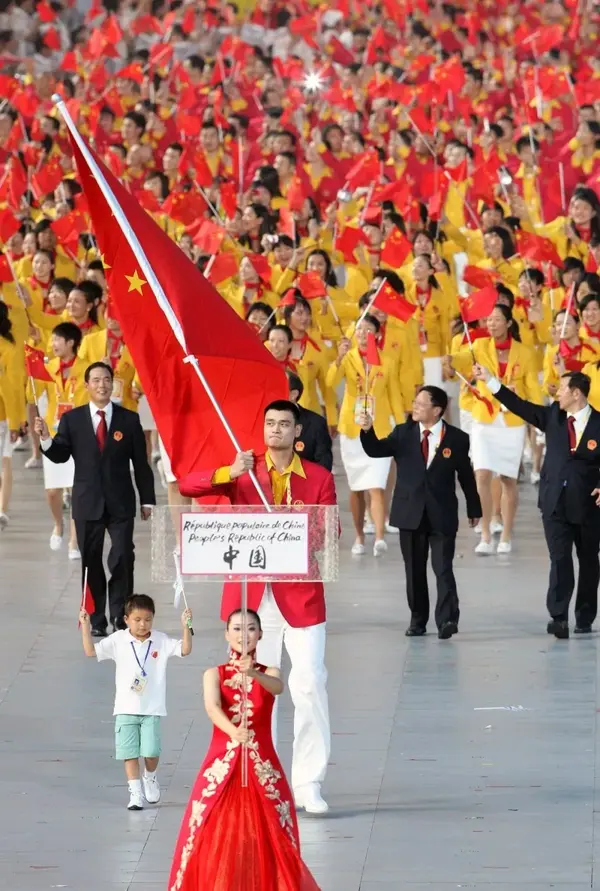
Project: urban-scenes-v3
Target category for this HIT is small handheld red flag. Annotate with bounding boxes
[460,286,497,323]
[380,228,412,268]
[24,344,53,382]
[365,331,381,366]
[373,282,417,322]
[78,567,95,627]
[297,271,327,299]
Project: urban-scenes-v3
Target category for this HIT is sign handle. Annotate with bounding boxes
[241,575,249,788]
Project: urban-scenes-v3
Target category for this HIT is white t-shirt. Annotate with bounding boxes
[95,629,183,717]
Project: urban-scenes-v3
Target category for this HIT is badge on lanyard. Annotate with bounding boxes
[355,394,375,423]
[130,640,152,694]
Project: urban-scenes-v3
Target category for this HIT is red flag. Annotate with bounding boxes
[277,206,295,240]
[0,255,13,283]
[163,190,208,227]
[68,130,287,476]
[0,208,21,243]
[24,344,53,382]
[78,575,96,627]
[380,228,412,268]
[458,373,494,416]
[346,152,380,190]
[365,331,381,366]
[373,282,417,322]
[43,27,62,51]
[336,226,369,262]
[287,176,307,213]
[297,271,327,299]
[517,230,563,268]
[206,252,238,284]
[191,218,225,254]
[460,286,497,323]
[37,1,57,22]
[219,181,238,220]
[31,158,63,198]
[463,266,501,289]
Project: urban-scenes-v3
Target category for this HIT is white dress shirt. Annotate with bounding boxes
[567,403,592,447]
[420,419,444,468]
[41,401,113,451]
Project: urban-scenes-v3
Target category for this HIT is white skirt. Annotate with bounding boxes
[340,433,391,492]
[459,409,473,436]
[0,421,13,459]
[137,396,156,431]
[43,453,74,489]
[470,415,526,479]
[423,356,443,388]
[158,436,176,483]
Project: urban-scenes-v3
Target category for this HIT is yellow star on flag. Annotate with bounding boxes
[125,270,147,294]
[100,253,111,270]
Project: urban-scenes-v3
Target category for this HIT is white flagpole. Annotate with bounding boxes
[53,94,271,511]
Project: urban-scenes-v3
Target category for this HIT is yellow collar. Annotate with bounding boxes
[265,451,306,479]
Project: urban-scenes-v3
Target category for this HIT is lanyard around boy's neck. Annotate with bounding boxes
[131,640,152,677]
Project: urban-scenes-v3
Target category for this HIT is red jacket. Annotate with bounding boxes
[179,455,338,628]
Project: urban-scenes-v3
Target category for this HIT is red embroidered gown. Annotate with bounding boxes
[167,659,321,891]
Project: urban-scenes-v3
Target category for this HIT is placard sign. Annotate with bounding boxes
[180,512,309,577]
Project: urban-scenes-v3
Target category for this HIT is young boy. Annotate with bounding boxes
[80,593,193,810]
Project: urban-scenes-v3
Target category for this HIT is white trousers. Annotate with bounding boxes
[256,588,330,790]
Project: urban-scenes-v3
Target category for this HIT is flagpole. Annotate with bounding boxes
[53,94,271,511]
[355,279,386,329]
[78,565,89,628]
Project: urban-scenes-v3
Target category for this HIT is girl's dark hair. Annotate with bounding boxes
[226,608,262,630]
[282,293,311,324]
[307,249,338,288]
[361,313,381,333]
[0,301,14,344]
[493,302,521,341]
[485,226,515,260]
[414,253,439,290]
[245,301,273,319]
[560,256,585,287]
[239,203,276,246]
[579,292,600,312]
[381,202,407,234]
[496,283,514,308]
[372,268,405,294]
[519,267,544,289]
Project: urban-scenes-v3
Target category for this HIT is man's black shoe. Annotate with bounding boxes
[405,626,426,637]
[547,619,569,639]
[91,628,107,638]
[574,625,593,634]
[438,621,458,640]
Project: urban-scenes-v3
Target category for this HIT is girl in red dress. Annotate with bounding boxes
[167,610,321,891]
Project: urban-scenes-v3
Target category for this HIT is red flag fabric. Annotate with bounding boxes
[287,176,308,213]
[31,158,64,198]
[336,226,369,262]
[0,254,13,283]
[0,208,21,244]
[43,27,62,51]
[206,252,238,284]
[24,344,53,382]
[460,286,497,323]
[463,265,501,289]
[373,282,417,322]
[345,152,380,190]
[365,331,381,366]
[380,228,412,268]
[78,577,96,627]
[517,230,563,268]
[297,271,327,299]
[69,130,287,477]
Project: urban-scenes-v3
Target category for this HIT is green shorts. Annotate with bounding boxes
[114,715,162,761]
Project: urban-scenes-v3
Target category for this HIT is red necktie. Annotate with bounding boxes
[96,409,107,451]
[421,429,431,463]
[567,415,576,452]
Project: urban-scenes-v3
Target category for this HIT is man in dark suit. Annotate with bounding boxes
[287,371,333,471]
[34,362,156,637]
[360,385,481,639]
[473,365,600,638]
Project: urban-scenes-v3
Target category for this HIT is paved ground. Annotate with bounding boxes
[0,450,598,891]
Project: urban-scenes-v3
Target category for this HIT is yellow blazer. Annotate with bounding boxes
[513,302,553,371]
[530,217,589,264]
[451,336,543,426]
[326,346,404,439]
[583,360,600,411]
[543,341,600,397]
[15,248,77,282]
[79,331,139,412]
[39,355,89,432]
[406,283,454,359]
[274,267,357,343]
[220,281,278,318]
[0,336,26,429]
[290,333,337,426]
[476,256,525,290]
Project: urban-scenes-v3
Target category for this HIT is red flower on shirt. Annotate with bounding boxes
[152,650,158,658]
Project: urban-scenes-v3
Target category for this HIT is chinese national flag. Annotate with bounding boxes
[191,219,225,254]
[24,344,53,382]
[43,26,62,51]
[380,228,412,268]
[0,255,13,283]
[31,158,63,199]
[460,286,497,323]
[0,207,21,243]
[68,130,287,477]
[206,252,238,284]
[287,176,307,213]
[336,226,369,262]
[346,152,380,190]
[297,271,327,299]
[463,265,500,289]
[516,230,563,268]
[365,331,381,366]
[78,577,96,627]
[219,181,238,220]
[373,282,417,322]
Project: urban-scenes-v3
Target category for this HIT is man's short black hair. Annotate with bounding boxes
[85,361,114,383]
[52,321,82,353]
[125,594,155,616]
[419,385,448,415]
[561,371,591,399]
[287,371,304,400]
[264,399,301,424]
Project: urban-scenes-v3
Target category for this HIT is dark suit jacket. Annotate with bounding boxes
[43,403,156,522]
[360,420,481,535]
[295,406,333,471]
[493,385,600,524]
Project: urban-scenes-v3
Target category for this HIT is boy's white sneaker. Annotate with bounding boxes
[127,789,144,810]
[143,773,161,804]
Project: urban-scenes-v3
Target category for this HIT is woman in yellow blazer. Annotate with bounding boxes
[450,304,543,555]
[477,227,524,290]
[543,309,600,398]
[79,321,139,412]
[0,302,26,527]
[516,186,600,265]
[281,293,338,431]
[220,255,278,319]
[406,254,455,387]
[327,315,404,557]
[513,268,553,370]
